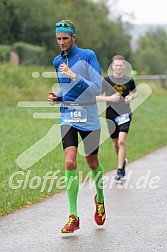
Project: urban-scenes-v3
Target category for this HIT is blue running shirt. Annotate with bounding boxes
[53,45,102,131]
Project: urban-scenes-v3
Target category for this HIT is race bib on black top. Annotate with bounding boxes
[114,113,130,125]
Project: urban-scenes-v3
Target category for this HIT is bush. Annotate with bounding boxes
[0,45,11,63]
[12,42,50,66]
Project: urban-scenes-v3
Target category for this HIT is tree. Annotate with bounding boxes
[134,26,167,74]
[0,0,21,44]
[0,0,132,69]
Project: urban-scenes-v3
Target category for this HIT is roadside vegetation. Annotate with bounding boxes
[0,64,167,217]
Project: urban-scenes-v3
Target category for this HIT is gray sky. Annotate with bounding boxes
[113,0,167,25]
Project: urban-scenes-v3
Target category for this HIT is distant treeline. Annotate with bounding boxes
[0,0,132,69]
[0,0,167,74]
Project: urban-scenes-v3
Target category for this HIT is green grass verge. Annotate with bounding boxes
[0,64,167,217]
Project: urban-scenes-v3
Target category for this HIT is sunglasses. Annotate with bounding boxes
[56,22,72,28]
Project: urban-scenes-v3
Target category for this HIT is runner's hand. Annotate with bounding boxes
[107,93,120,102]
[60,63,76,79]
[125,95,133,104]
[48,92,58,105]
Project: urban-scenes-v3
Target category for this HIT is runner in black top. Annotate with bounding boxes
[97,55,137,181]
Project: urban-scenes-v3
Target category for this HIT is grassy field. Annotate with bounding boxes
[0,64,167,217]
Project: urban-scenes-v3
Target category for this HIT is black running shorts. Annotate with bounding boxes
[60,125,100,155]
[106,115,132,139]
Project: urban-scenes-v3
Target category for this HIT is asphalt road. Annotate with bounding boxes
[0,146,167,252]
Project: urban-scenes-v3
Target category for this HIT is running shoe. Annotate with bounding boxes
[61,214,80,233]
[114,168,125,181]
[122,158,128,172]
[94,195,106,225]
[115,159,128,180]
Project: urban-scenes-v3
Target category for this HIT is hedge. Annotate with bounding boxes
[0,45,11,62]
[12,42,51,66]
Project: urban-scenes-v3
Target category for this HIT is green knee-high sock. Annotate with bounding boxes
[91,164,104,203]
[65,170,79,218]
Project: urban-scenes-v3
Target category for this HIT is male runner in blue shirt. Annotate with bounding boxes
[48,19,106,233]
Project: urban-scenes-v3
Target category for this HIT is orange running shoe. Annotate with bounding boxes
[94,195,106,225]
[61,214,80,233]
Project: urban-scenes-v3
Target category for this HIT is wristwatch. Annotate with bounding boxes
[72,74,79,82]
